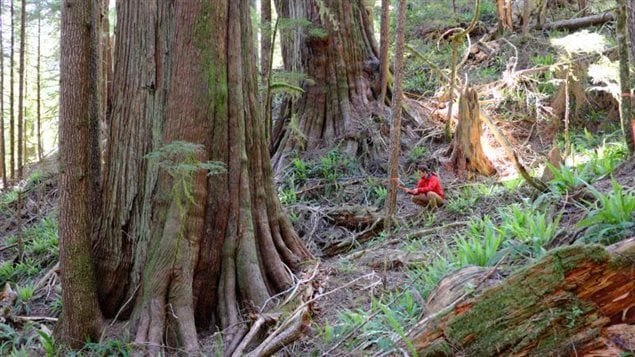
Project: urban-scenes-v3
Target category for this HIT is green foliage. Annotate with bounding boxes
[278,186,298,205]
[290,157,309,183]
[1,190,19,208]
[82,339,132,357]
[144,141,225,179]
[37,329,60,357]
[0,259,39,286]
[365,178,387,206]
[24,217,58,258]
[50,295,63,317]
[498,204,561,258]
[407,145,427,162]
[454,217,504,267]
[445,184,493,214]
[410,256,454,299]
[546,163,586,193]
[269,82,304,99]
[578,180,635,245]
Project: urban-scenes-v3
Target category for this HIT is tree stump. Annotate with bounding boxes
[447,87,496,176]
[407,239,635,356]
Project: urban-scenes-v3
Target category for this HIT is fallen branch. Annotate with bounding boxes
[542,12,614,31]
[14,316,58,322]
[480,112,548,191]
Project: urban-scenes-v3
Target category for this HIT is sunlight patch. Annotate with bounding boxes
[550,30,607,54]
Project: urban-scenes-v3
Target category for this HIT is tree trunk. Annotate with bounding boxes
[385,0,407,233]
[408,241,635,356]
[271,0,386,171]
[377,0,390,105]
[36,16,42,160]
[9,0,14,180]
[58,0,103,347]
[447,87,496,176]
[497,0,513,32]
[261,0,271,83]
[95,1,311,354]
[0,0,6,188]
[17,0,25,179]
[618,0,635,154]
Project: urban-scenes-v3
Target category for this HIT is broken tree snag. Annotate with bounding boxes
[407,241,635,356]
[447,86,496,176]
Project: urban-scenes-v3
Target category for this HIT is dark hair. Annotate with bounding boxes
[417,164,430,172]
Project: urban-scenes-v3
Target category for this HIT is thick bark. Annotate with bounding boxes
[0,0,5,188]
[447,87,496,176]
[385,0,407,232]
[16,0,25,179]
[95,0,170,319]
[260,0,271,83]
[271,0,386,171]
[408,241,635,356]
[95,1,311,354]
[58,0,103,347]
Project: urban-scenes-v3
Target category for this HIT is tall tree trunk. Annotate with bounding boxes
[9,0,15,180]
[271,0,386,171]
[260,0,271,83]
[618,0,634,154]
[377,0,390,105]
[0,0,6,188]
[95,1,310,354]
[57,0,103,347]
[385,0,407,232]
[17,0,26,179]
[36,16,42,160]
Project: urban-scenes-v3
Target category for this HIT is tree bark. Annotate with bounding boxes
[618,0,635,154]
[9,0,15,180]
[408,241,635,356]
[447,87,496,176]
[0,0,6,188]
[58,0,103,347]
[16,0,26,179]
[36,16,42,160]
[260,0,271,83]
[271,0,386,171]
[95,1,311,354]
[496,0,513,32]
[385,0,407,233]
[377,0,390,105]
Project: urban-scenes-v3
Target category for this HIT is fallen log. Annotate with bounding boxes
[542,12,614,31]
[406,239,635,356]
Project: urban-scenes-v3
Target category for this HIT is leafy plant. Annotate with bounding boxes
[82,339,132,357]
[454,217,504,267]
[291,157,309,183]
[278,186,298,205]
[408,145,427,162]
[499,204,561,258]
[578,180,635,245]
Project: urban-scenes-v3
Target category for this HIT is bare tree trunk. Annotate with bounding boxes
[57,0,103,347]
[9,0,15,180]
[385,0,407,233]
[497,0,513,32]
[0,0,6,188]
[618,0,635,154]
[271,0,386,170]
[377,0,390,105]
[447,87,496,176]
[36,16,42,160]
[17,0,26,179]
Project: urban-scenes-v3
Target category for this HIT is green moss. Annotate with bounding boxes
[443,245,610,356]
[421,340,453,357]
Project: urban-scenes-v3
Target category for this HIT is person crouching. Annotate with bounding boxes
[401,164,445,208]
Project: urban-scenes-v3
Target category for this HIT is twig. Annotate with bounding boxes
[14,316,58,322]
[0,243,17,252]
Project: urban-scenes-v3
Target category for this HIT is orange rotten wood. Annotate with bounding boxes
[406,238,635,356]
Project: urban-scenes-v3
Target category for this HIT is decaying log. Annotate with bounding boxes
[407,239,635,356]
[323,205,383,229]
[542,12,614,32]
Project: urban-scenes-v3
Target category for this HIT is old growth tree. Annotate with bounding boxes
[270,0,389,170]
[60,0,310,353]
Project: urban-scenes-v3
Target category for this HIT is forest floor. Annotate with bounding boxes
[2,3,635,354]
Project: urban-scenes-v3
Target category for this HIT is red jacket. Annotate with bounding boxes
[412,174,445,199]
